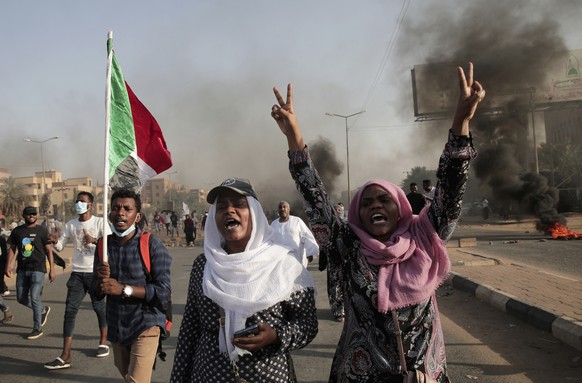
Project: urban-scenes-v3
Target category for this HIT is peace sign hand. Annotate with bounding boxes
[271,83,304,152]
[452,62,486,135]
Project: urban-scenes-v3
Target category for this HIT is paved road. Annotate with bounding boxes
[2,240,581,382]
[451,214,582,280]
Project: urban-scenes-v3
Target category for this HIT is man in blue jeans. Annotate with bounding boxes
[5,206,55,339]
[44,192,111,370]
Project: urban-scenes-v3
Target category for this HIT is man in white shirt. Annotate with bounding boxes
[422,179,436,205]
[270,201,319,268]
[44,192,111,370]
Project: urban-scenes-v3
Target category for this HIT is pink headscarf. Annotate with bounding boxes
[347,179,450,313]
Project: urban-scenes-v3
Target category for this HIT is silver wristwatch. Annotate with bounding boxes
[122,285,133,298]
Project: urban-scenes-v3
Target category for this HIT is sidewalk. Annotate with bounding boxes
[447,218,582,351]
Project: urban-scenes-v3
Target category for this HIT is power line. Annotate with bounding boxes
[358,0,411,115]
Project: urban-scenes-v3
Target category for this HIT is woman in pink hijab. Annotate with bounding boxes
[271,63,485,382]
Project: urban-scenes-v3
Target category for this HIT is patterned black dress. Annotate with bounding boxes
[170,254,318,383]
[288,131,476,382]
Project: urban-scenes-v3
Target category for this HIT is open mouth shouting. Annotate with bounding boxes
[113,218,128,228]
[359,185,400,242]
[370,213,388,224]
[225,218,241,230]
[214,189,253,253]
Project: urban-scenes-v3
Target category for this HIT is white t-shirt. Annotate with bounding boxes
[422,186,436,203]
[270,215,319,268]
[53,215,110,273]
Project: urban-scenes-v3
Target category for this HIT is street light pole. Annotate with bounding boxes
[167,170,178,210]
[529,88,540,175]
[325,111,365,203]
[24,136,59,211]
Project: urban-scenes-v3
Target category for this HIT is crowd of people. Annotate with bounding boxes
[1,63,485,382]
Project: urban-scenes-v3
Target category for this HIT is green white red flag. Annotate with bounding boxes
[106,33,172,193]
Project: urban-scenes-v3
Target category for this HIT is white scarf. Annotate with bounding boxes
[202,197,315,360]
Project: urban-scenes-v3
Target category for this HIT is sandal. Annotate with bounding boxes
[96,345,110,358]
[44,357,71,370]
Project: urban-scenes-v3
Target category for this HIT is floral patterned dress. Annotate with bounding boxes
[288,131,476,382]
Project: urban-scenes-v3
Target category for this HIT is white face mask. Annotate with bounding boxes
[74,201,89,214]
[110,223,136,238]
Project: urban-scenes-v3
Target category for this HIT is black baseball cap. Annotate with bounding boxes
[206,178,258,204]
[23,206,38,216]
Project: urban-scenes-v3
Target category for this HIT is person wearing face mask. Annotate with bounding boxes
[170,178,318,383]
[271,63,485,382]
[44,191,111,370]
[94,188,172,383]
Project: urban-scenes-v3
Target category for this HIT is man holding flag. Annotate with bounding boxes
[94,189,171,382]
[93,32,173,382]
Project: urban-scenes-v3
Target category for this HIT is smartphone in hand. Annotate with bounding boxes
[233,324,260,338]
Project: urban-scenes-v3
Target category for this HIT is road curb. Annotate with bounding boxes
[446,272,582,351]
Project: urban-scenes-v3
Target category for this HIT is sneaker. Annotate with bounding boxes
[44,357,71,370]
[27,328,44,339]
[2,309,13,324]
[41,306,51,327]
[96,345,110,358]
[2,290,9,297]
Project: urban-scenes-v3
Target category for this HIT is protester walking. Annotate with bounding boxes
[171,178,318,382]
[270,200,319,267]
[44,192,111,370]
[270,62,485,382]
[94,189,171,382]
[5,206,55,339]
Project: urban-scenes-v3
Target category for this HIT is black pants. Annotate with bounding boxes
[185,228,194,244]
[0,255,7,292]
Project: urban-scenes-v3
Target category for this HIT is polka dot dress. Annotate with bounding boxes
[170,255,318,383]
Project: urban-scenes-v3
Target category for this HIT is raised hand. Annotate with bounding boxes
[271,83,304,152]
[452,62,486,135]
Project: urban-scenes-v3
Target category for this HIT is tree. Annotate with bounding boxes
[0,177,27,218]
[400,167,437,190]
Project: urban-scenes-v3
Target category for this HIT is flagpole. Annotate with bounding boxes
[102,30,114,263]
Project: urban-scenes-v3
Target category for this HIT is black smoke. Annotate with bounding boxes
[309,136,344,196]
[399,0,571,229]
[278,136,344,222]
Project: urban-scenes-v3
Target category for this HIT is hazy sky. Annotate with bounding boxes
[1,0,580,203]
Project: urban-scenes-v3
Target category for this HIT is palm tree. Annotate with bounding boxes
[0,177,27,217]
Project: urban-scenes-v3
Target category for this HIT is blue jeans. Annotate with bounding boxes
[64,272,107,337]
[0,295,7,312]
[16,271,45,330]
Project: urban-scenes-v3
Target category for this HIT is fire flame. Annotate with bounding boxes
[546,222,582,239]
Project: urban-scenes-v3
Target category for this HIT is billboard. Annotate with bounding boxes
[411,49,582,118]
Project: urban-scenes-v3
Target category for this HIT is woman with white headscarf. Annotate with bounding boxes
[271,64,485,382]
[171,178,318,383]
